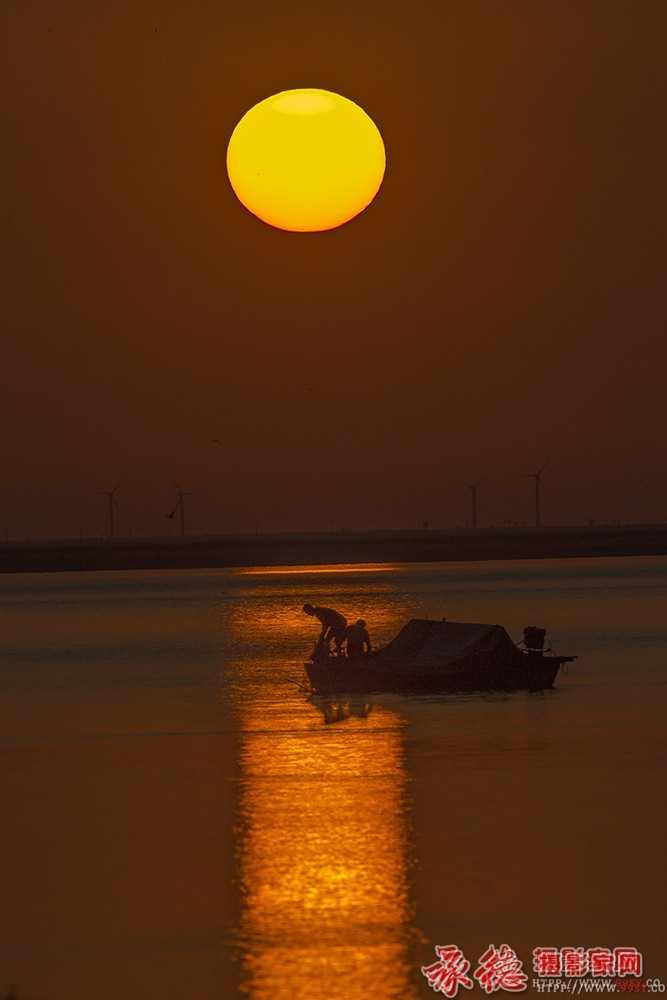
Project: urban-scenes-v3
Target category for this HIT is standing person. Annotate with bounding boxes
[345,619,371,661]
[303,603,347,656]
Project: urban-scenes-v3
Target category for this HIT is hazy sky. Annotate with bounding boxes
[2,1,665,538]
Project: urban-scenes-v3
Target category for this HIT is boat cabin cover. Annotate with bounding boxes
[372,619,518,673]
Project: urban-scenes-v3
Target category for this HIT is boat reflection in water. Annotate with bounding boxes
[231,682,420,999]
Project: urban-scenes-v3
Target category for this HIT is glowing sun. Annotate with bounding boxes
[226,89,386,232]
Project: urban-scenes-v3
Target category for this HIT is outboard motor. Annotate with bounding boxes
[523,626,547,652]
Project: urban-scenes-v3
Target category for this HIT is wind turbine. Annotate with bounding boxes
[455,476,487,529]
[166,471,201,537]
[522,455,552,528]
[91,475,124,539]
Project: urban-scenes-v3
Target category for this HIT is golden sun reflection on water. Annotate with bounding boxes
[226,566,414,653]
[232,698,418,999]
[235,563,402,576]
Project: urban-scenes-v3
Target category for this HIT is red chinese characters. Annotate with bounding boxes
[422,945,474,997]
[532,946,643,978]
[588,948,615,977]
[473,944,528,994]
[561,948,589,977]
[423,942,644,993]
[533,948,562,977]
[615,948,643,977]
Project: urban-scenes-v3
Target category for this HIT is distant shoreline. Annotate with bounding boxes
[1,525,665,575]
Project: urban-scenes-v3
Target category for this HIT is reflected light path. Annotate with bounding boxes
[231,692,418,998]
[235,563,402,577]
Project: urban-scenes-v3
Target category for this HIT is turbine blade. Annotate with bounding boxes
[538,450,555,476]
[165,468,182,492]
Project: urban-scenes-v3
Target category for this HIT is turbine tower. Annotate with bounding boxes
[523,455,552,528]
[455,477,486,529]
[92,475,124,539]
[167,471,201,537]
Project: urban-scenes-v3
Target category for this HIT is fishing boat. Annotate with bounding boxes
[304,619,576,696]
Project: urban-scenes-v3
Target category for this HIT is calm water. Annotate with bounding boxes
[0,557,665,999]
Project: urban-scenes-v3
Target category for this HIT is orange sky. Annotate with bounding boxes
[1,1,665,539]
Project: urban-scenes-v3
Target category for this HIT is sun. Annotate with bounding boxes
[226,89,386,233]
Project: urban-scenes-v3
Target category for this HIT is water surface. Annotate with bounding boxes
[1,557,665,998]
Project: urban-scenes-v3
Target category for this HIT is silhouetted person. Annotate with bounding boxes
[345,619,371,661]
[303,603,347,655]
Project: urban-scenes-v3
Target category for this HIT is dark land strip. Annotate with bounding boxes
[1,526,665,575]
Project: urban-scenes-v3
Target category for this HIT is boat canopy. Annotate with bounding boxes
[372,618,518,673]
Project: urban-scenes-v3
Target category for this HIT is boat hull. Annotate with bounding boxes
[304,650,572,696]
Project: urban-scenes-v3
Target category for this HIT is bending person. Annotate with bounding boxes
[303,603,347,656]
